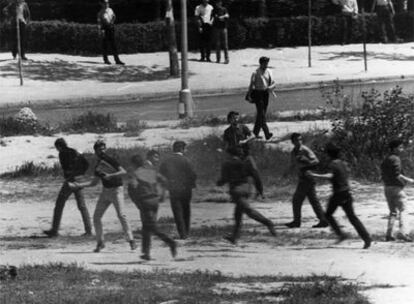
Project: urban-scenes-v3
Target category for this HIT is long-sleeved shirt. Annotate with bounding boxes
[128,163,164,204]
[159,153,197,193]
[291,144,319,179]
[59,147,89,181]
[223,124,251,152]
[381,153,404,187]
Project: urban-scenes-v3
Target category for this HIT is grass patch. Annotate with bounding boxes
[0,264,370,304]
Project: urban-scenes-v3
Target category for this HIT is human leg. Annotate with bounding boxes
[111,186,134,243]
[74,188,92,234]
[307,182,328,226]
[286,181,307,227]
[93,191,111,250]
[170,193,187,239]
[45,182,72,236]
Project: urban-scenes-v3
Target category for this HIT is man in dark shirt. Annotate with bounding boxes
[217,147,275,244]
[212,0,229,64]
[285,133,328,228]
[308,142,371,249]
[381,139,414,242]
[159,141,197,239]
[44,138,92,237]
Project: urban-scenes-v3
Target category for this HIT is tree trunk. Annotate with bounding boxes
[165,0,179,76]
[257,0,267,17]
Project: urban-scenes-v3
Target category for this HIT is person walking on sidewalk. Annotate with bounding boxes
[284,133,328,228]
[97,0,124,65]
[246,56,276,140]
[69,140,136,252]
[213,0,229,64]
[3,0,30,60]
[307,142,372,249]
[381,139,414,242]
[217,146,276,244]
[159,141,197,239]
[44,138,92,238]
[195,0,214,62]
[332,0,358,45]
[127,151,177,261]
[371,0,399,43]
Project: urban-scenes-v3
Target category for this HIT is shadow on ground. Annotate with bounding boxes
[320,51,414,62]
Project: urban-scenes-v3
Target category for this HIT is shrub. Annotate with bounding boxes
[0,108,50,136]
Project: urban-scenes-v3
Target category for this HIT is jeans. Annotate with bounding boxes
[251,90,271,138]
[11,21,26,58]
[170,190,192,239]
[376,6,397,43]
[341,14,353,44]
[325,191,371,242]
[93,186,133,244]
[199,23,212,60]
[50,182,92,234]
[214,28,228,62]
[102,26,121,62]
[384,186,407,237]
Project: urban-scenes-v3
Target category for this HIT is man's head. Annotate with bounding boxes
[93,140,106,158]
[325,142,341,160]
[389,139,404,154]
[130,154,144,168]
[259,56,270,69]
[290,132,302,148]
[146,150,160,165]
[54,138,68,152]
[173,141,187,153]
[100,0,109,7]
[202,0,209,6]
[227,111,240,126]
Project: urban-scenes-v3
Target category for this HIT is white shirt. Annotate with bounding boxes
[98,7,116,27]
[195,4,213,24]
[332,0,358,14]
[250,68,274,91]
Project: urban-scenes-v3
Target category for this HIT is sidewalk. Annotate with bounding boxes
[1,43,414,108]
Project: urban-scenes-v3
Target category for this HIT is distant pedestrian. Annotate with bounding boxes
[371,0,399,43]
[3,0,30,60]
[307,142,372,249]
[195,0,214,62]
[332,0,358,45]
[97,0,124,65]
[212,0,229,64]
[284,133,328,228]
[217,146,276,244]
[69,140,136,252]
[159,141,197,239]
[246,56,276,140]
[127,151,177,261]
[43,138,92,238]
[381,139,414,242]
[223,111,264,198]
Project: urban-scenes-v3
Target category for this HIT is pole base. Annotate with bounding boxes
[178,89,194,119]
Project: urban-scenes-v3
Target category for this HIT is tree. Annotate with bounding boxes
[165,0,179,76]
[256,0,267,17]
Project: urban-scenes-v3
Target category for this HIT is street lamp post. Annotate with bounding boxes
[178,0,194,118]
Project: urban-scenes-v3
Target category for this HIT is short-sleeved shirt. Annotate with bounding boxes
[195,4,214,24]
[98,7,116,28]
[223,124,251,152]
[95,153,123,188]
[250,68,273,91]
[329,159,350,193]
[381,154,404,187]
[292,144,319,179]
[213,6,228,29]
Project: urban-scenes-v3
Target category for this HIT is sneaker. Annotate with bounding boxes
[223,235,237,245]
[169,241,177,258]
[43,230,58,238]
[21,56,28,61]
[285,222,300,228]
[199,58,205,62]
[363,239,372,249]
[115,61,125,65]
[312,221,329,228]
[93,242,105,253]
[268,224,277,237]
[104,60,111,65]
[206,58,212,62]
[385,235,395,242]
[398,234,413,242]
[81,232,93,237]
[224,59,229,64]
[129,240,138,250]
[140,254,151,261]
[265,133,274,140]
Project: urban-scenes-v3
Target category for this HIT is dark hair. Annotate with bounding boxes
[227,111,239,123]
[173,141,186,152]
[93,140,106,151]
[130,154,144,167]
[146,149,159,159]
[389,139,403,150]
[54,138,67,149]
[325,142,341,159]
[259,56,270,64]
[290,132,301,141]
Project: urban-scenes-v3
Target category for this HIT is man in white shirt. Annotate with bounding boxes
[332,0,358,45]
[195,0,213,62]
[371,0,398,43]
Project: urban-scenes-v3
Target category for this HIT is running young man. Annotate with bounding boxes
[307,142,372,249]
[44,138,92,237]
[127,151,177,261]
[381,139,414,242]
[217,146,276,244]
[285,133,328,228]
[69,140,136,252]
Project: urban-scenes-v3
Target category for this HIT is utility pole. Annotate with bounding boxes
[16,5,23,86]
[178,0,194,118]
[166,0,179,76]
[361,1,368,71]
[308,0,312,67]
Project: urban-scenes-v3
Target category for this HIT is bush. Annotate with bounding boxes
[0,108,50,136]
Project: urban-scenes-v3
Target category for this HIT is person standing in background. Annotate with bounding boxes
[195,0,214,62]
[332,0,358,45]
[371,0,400,43]
[213,0,229,64]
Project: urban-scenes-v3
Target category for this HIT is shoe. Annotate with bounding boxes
[43,230,58,238]
[335,234,347,244]
[13,56,16,60]
[206,58,212,62]
[169,241,177,258]
[199,58,205,62]
[312,221,329,228]
[223,235,237,244]
[216,59,220,63]
[104,60,111,65]
[81,232,93,237]
[21,56,28,61]
[398,234,413,242]
[268,224,277,237]
[129,240,138,250]
[385,235,395,242]
[140,254,151,261]
[285,222,300,228]
[224,59,229,64]
[93,242,105,253]
[363,239,372,249]
[254,135,263,139]
[115,61,125,65]
[265,133,273,140]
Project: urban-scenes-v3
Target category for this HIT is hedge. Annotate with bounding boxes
[0,13,413,55]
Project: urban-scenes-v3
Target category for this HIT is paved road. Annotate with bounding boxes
[3,78,413,123]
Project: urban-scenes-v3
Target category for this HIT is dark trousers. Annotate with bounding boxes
[325,191,371,242]
[252,90,271,138]
[230,184,273,240]
[199,23,212,60]
[291,179,326,225]
[139,198,175,257]
[376,6,397,43]
[214,28,229,62]
[11,21,27,58]
[245,155,263,196]
[50,182,92,234]
[102,26,121,62]
[341,14,353,44]
[170,190,192,239]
